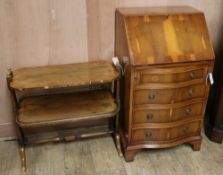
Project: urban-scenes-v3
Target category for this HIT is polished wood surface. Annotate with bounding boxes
[133,101,203,124]
[115,6,214,162]
[119,7,214,66]
[10,61,119,91]
[134,65,206,85]
[131,121,201,143]
[18,90,117,127]
[134,83,206,105]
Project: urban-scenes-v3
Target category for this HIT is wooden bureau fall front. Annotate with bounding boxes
[115,6,215,161]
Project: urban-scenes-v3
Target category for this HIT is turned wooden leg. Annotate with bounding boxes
[19,145,27,172]
[124,149,139,162]
[189,140,201,151]
[115,133,123,157]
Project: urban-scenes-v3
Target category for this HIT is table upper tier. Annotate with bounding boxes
[10,61,119,91]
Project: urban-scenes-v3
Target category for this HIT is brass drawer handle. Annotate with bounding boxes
[145,131,152,138]
[182,127,189,134]
[147,112,153,120]
[185,108,192,115]
[148,94,156,100]
[189,72,195,79]
[188,88,194,97]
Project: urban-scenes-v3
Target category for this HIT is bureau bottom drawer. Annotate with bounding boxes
[131,121,201,143]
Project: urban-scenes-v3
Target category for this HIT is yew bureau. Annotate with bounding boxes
[115,6,215,161]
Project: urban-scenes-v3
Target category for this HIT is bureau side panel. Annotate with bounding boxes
[115,11,132,141]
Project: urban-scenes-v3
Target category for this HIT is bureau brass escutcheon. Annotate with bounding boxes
[134,75,138,80]
[147,112,153,120]
[188,88,194,97]
[189,72,195,79]
[145,131,152,138]
[148,94,156,100]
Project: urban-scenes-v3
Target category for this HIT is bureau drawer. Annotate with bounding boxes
[133,102,203,124]
[134,66,206,85]
[131,121,201,143]
[134,83,206,105]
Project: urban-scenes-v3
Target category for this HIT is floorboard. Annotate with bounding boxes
[0,133,222,175]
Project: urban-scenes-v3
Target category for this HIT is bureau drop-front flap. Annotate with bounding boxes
[116,6,215,66]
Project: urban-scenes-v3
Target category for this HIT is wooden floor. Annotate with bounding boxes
[0,133,222,175]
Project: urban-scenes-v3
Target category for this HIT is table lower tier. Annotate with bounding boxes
[17,90,118,128]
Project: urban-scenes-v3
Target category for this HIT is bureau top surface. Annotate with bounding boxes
[117,6,202,16]
[117,6,215,66]
[10,61,119,91]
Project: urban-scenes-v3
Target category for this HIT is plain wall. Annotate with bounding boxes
[0,0,223,139]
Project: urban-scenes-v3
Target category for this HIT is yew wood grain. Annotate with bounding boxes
[131,120,201,143]
[133,101,203,124]
[134,66,205,85]
[134,83,206,105]
[116,6,215,162]
[10,61,119,91]
[121,7,215,66]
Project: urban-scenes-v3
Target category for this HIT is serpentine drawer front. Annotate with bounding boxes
[134,66,206,85]
[132,102,204,124]
[115,6,215,161]
[134,83,206,105]
[131,121,201,143]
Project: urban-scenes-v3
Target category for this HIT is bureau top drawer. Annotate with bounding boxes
[134,66,207,86]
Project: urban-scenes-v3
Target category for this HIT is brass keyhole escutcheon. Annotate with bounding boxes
[188,88,194,97]
[145,131,152,139]
[189,72,195,79]
[134,75,138,80]
[182,127,189,134]
[186,108,192,115]
[148,94,156,100]
[147,112,153,120]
